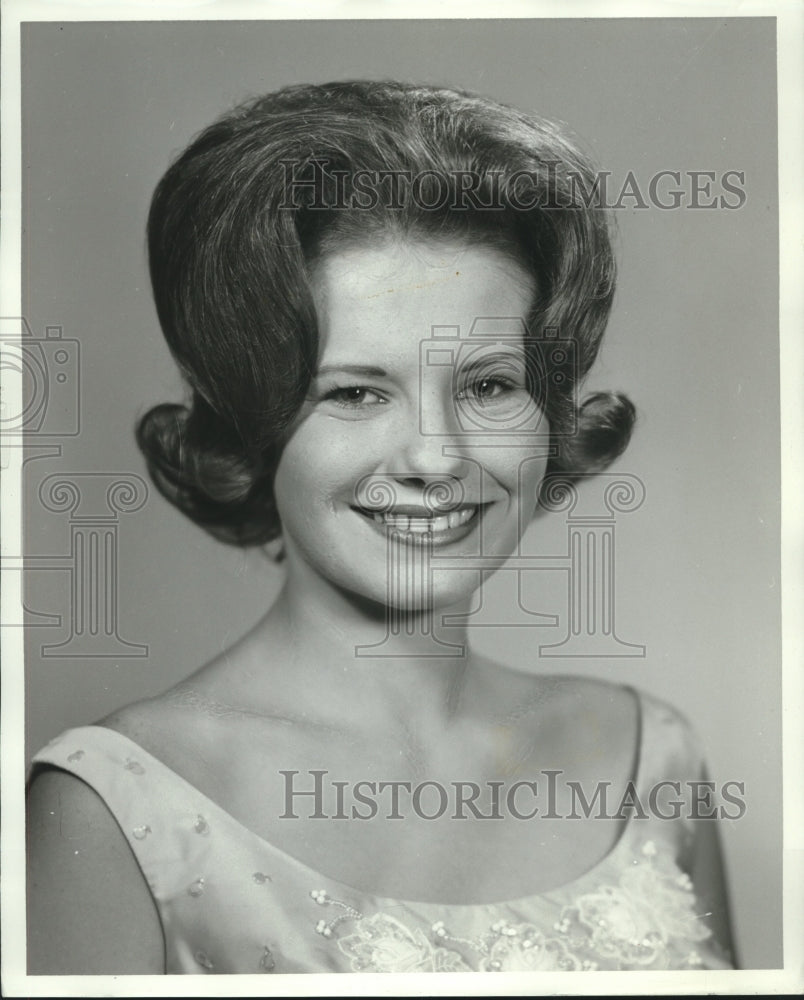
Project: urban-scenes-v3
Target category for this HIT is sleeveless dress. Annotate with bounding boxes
[29,690,733,974]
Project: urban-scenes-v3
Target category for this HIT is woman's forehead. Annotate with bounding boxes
[310,238,536,360]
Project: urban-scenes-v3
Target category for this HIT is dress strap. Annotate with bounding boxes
[630,690,706,789]
[30,726,216,900]
[620,689,708,870]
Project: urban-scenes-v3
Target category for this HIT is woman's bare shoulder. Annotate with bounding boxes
[96,666,309,803]
[96,683,236,781]
[98,631,295,760]
[467,657,641,780]
[470,654,638,724]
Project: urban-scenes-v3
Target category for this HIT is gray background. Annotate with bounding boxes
[20,18,780,967]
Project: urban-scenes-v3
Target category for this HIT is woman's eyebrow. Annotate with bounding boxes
[457,347,528,370]
[315,364,389,378]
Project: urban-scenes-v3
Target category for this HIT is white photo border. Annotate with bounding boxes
[2,1,802,996]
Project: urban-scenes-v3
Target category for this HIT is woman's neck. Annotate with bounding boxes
[230,557,476,737]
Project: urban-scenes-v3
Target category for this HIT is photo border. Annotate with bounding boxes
[2,1,801,996]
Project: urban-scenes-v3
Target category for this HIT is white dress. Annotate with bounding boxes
[30,689,734,974]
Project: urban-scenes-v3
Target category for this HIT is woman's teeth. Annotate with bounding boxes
[371,507,476,534]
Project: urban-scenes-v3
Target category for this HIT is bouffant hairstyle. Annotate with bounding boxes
[138,80,635,546]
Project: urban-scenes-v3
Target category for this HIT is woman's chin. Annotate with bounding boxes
[370,570,482,616]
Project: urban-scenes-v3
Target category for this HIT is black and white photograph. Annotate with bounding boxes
[1,2,801,995]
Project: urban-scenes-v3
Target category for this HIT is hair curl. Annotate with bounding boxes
[139,80,635,545]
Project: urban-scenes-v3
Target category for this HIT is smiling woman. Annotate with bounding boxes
[26,80,734,975]
[276,239,545,609]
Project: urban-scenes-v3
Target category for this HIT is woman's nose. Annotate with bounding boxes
[389,391,472,482]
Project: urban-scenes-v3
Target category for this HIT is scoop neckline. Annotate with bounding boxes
[46,686,646,911]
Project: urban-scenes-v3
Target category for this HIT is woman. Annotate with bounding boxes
[26,80,734,974]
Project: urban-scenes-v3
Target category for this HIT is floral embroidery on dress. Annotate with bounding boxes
[481,925,588,972]
[333,913,587,973]
[313,839,718,972]
[554,839,713,969]
[338,913,472,972]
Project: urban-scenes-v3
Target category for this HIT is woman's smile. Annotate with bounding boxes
[350,500,488,546]
[272,236,550,609]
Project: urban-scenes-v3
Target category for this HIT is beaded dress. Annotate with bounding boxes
[30,690,733,974]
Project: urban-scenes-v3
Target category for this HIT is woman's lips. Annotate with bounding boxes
[351,503,486,545]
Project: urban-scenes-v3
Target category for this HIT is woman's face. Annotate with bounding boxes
[273,237,551,611]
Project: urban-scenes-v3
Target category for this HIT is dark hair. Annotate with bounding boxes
[138,80,635,546]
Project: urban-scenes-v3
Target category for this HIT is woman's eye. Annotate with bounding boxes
[322,386,387,409]
[458,377,516,404]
